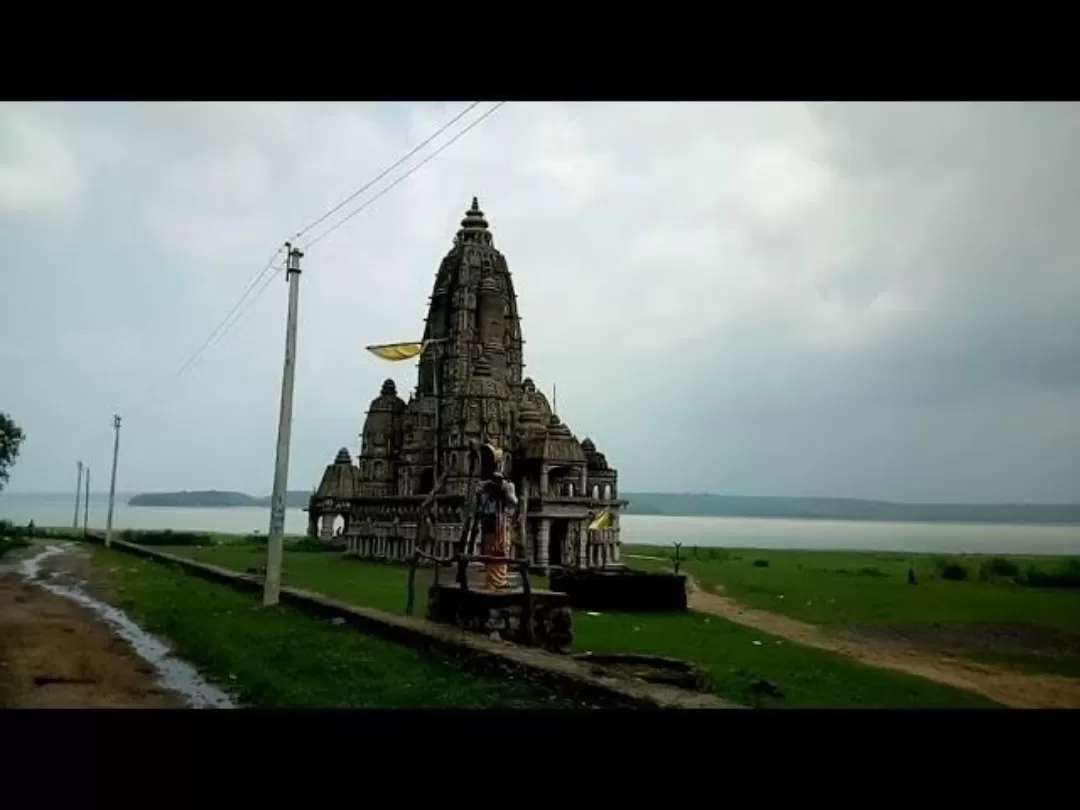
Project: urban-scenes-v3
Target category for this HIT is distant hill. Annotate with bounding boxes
[125,488,1080,526]
[620,492,1080,526]
[128,490,311,509]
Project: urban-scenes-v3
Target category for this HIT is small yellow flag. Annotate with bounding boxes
[366,341,424,362]
[588,509,612,532]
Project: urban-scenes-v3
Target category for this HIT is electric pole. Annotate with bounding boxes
[105,414,121,548]
[73,461,84,529]
[263,243,303,607]
[83,467,90,534]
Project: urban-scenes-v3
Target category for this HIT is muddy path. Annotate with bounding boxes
[0,542,234,709]
[685,576,1080,709]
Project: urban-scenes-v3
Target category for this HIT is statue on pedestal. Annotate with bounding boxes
[473,444,518,590]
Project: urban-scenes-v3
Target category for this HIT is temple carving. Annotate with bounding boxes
[307,198,625,569]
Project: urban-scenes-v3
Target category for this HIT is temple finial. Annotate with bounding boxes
[471,195,479,210]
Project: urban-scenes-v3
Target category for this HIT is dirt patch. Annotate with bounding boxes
[0,576,186,708]
[857,622,1080,661]
[0,544,189,709]
[685,576,1080,709]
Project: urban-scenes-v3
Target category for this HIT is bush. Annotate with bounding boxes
[1023,560,1080,590]
[752,559,770,568]
[857,566,889,578]
[979,556,1020,582]
[940,563,968,582]
[122,529,212,547]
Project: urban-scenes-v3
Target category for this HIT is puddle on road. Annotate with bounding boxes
[19,544,237,709]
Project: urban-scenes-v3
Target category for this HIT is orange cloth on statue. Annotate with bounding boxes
[482,513,509,590]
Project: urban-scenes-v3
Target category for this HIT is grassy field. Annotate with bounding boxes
[627,545,1080,677]
[156,539,999,708]
[87,546,580,709]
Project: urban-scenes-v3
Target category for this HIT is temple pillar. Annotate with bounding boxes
[307,512,318,539]
[538,518,551,567]
[579,467,588,496]
[319,514,334,540]
[540,466,550,497]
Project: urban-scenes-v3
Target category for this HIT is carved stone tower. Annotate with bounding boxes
[310,197,626,570]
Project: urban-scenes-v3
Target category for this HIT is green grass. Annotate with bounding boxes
[90,546,579,708]
[0,537,29,560]
[570,611,997,708]
[626,545,1080,677]
[156,540,999,708]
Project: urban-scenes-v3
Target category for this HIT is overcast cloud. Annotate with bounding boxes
[1,101,1077,503]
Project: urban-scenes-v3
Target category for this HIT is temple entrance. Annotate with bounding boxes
[418,467,435,495]
[549,519,569,567]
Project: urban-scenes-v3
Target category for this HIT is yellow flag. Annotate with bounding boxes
[588,509,612,532]
[366,341,424,362]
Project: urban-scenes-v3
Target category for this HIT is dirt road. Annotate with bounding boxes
[685,577,1080,709]
[0,543,227,709]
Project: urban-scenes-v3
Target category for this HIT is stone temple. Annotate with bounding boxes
[307,198,625,570]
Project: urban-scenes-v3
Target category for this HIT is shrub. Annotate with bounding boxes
[123,529,212,547]
[857,566,889,578]
[979,556,1019,582]
[752,559,770,568]
[1023,560,1080,590]
[940,563,968,582]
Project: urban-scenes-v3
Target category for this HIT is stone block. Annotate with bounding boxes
[548,568,688,612]
[426,583,574,654]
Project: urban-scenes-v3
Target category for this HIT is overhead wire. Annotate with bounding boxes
[76,99,507,467]
[303,101,507,251]
[289,101,482,244]
[124,247,286,421]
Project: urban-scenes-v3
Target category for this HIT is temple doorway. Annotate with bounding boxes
[418,467,435,495]
[549,520,569,567]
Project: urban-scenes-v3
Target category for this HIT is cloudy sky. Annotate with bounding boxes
[1,101,1078,503]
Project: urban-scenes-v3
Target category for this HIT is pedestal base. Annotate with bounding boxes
[426,584,573,654]
[548,569,688,612]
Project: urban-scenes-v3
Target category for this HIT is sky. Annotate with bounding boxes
[1,101,1078,504]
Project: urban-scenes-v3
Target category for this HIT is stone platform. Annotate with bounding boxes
[427,583,573,654]
[548,567,688,612]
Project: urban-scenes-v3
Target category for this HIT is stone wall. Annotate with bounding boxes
[427,584,573,654]
[548,568,688,612]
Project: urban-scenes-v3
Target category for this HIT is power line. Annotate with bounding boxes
[290,101,481,243]
[125,247,285,421]
[122,102,497,423]
[77,100,506,462]
[303,101,507,250]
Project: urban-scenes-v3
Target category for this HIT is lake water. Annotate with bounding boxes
[3,493,1079,557]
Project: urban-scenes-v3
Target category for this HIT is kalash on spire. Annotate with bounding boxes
[306,198,626,573]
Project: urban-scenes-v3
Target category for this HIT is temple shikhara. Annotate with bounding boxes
[307,198,625,570]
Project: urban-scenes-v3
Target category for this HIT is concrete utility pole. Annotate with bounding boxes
[73,461,84,529]
[105,414,121,548]
[263,243,303,607]
[83,467,90,533]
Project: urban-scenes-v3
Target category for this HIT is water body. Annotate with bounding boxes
[19,543,236,709]
[4,493,1079,556]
